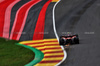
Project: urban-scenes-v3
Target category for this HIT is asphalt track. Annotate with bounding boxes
[50,0,100,66]
[0,0,100,66]
[44,0,100,66]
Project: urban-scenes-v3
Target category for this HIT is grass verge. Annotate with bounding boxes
[0,38,35,66]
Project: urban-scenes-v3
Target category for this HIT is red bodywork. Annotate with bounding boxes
[62,35,76,40]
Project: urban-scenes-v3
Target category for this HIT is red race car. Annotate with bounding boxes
[59,34,79,45]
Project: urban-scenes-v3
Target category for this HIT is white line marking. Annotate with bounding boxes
[52,0,67,66]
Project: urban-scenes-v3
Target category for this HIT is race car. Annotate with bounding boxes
[59,34,79,45]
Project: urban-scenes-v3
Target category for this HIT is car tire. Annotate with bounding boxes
[59,38,65,45]
[74,38,79,44]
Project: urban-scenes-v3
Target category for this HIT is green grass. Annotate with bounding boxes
[0,38,35,66]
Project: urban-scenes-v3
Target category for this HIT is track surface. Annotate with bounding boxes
[45,0,100,66]
[0,0,100,66]
[49,0,100,66]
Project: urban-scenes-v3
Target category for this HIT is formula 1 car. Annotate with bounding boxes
[59,34,79,45]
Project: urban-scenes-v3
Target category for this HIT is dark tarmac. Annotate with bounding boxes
[10,0,100,66]
[44,0,100,66]
[54,0,100,66]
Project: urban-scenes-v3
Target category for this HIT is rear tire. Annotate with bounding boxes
[59,38,65,45]
[74,38,79,44]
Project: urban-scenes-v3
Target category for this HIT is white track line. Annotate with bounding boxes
[52,0,67,66]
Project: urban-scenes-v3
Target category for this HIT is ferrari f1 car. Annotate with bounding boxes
[59,34,79,45]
